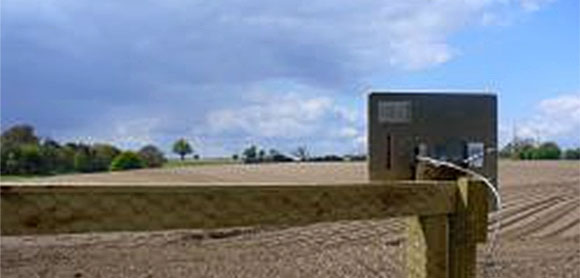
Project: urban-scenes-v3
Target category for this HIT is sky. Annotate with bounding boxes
[1,0,579,157]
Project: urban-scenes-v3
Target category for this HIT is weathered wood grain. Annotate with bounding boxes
[1,181,457,235]
[406,215,449,278]
[448,178,489,278]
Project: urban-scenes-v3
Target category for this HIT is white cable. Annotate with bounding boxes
[417,155,502,211]
[463,148,496,164]
[416,155,502,264]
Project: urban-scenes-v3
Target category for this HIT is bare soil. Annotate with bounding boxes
[1,161,579,277]
[20,162,368,184]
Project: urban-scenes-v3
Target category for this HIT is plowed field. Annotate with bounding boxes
[1,161,579,277]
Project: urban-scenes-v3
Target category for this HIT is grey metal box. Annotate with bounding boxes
[368,91,497,188]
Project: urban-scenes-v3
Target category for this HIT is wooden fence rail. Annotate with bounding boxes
[0,179,488,278]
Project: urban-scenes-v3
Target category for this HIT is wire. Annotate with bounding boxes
[415,155,502,266]
[463,147,496,164]
[417,155,502,210]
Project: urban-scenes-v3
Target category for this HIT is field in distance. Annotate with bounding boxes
[4,159,578,186]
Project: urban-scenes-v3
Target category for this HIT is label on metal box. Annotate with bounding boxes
[467,142,485,168]
[378,101,411,123]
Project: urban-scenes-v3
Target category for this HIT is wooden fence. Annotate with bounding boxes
[1,178,488,278]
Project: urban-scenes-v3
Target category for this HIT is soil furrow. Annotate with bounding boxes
[490,195,565,225]
[501,200,578,240]
[533,199,580,239]
[492,196,564,231]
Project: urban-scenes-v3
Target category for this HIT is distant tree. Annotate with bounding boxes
[270,151,294,162]
[232,154,239,161]
[193,154,200,160]
[268,149,279,157]
[1,124,41,174]
[346,154,367,161]
[65,142,81,150]
[564,148,580,160]
[292,146,309,161]
[258,149,266,162]
[138,145,166,168]
[93,144,122,171]
[0,123,130,175]
[42,138,61,149]
[110,152,144,171]
[535,142,561,160]
[309,155,344,162]
[73,145,94,173]
[172,139,193,160]
[3,152,19,174]
[518,144,537,160]
[242,145,258,163]
[16,144,45,175]
[56,144,77,173]
[0,149,9,174]
[0,124,39,146]
[73,151,91,172]
[39,139,61,173]
[267,149,293,162]
[68,143,121,173]
[500,138,537,160]
[325,155,343,161]
[498,143,514,159]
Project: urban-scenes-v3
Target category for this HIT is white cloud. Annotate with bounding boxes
[202,90,369,155]
[538,94,580,122]
[498,124,512,147]
[389,41,453,70]
[338,127,359,138]
[2,0,558,155]
[353,135,368,153]
[110,118,160,148]
[518,93,580,144]
[206,92,336,138]
[520,0,555,12]
[60,117,163,150]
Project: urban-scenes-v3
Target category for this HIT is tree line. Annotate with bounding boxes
[0,124,198,176]
[499,138,580,160]
[234,145,366,164]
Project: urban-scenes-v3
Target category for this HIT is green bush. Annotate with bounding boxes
[564,148,580,160]
[534,142,561,159]
[109,152,144,171]
[93,144,121,171]
[1,125,42,175]
[73,150,94,173]
[54,145,77,173]
[10,144,46,175]
[516,141,562,160]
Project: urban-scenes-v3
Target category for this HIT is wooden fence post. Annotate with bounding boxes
[448,178,489,278]
[406,215,449,278]
[2,179,489,278]
[407,161,456,278]
[408,164,489,278]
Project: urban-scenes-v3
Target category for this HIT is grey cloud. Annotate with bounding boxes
[1,0,540,154]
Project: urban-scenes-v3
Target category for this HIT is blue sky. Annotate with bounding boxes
[1,0,579,157]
